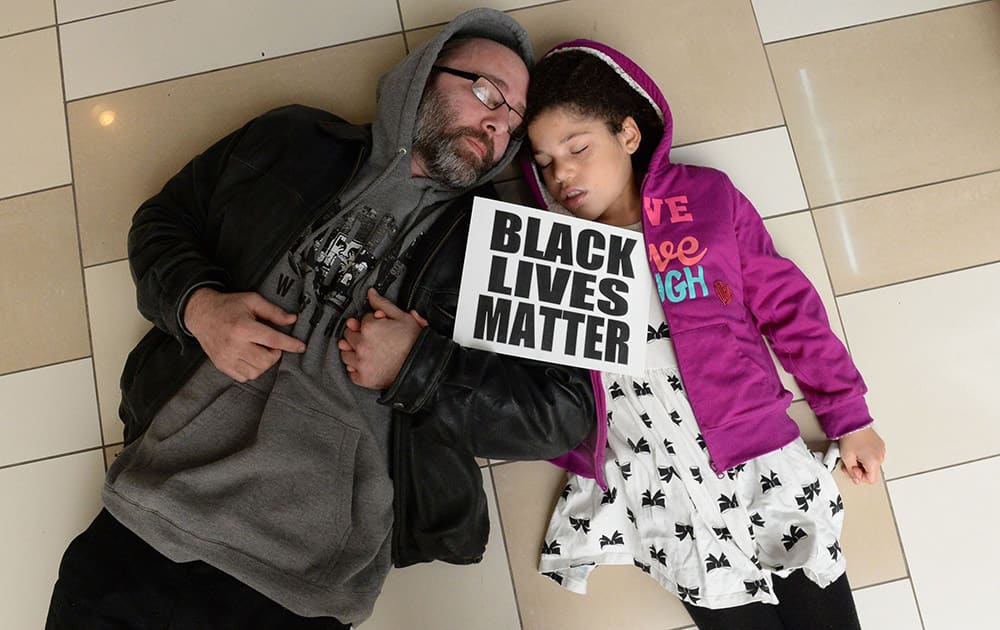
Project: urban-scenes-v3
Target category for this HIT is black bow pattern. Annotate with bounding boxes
[760,471,782,493]
[569,517,591,534]
[695,433,707,451]
[616,460,633,481]
[601,486,618,505]
[830,495,844,516]
[658,465,678,483]
[647,322,670,341]
[633,381,652,397]
[600,530,625,548]
[726,463,746,480]
[750,555,763,570]
[639,412,652,428]
[606,411,614,427]
[677,585,701,604]
[634,560,651,574]
[828,541,842,561]
[717,493,739,512]
[627,507,637,527]
[713,526,733,542]
[628,437,651,454]
[541,540,561,555]
[669,410,682,425]
[561,483,573,500]
[781,525,808,550]
[667,374,684,392]
[542,571,564,585]
[796,479,822,512]
[675,523,695,541]
[690,466,704,484]
[705,553,731,572]
[642,489,666,508]
[649,545,667,566]
[663,438,676,454]
[609,382,625,399]
[750,512,766,528]
[744,578,771,596]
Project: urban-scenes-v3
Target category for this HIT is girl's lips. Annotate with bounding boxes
[562,189,587,209]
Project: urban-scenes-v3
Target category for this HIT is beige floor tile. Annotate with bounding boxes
[0,187,90,374]
[68,35,406,266]
[0,359,101,467]
[787,401,907,589]
[59,0,401,99]
[83,260,151,445]
[889,457,1000,629]
[768,2,1000,206]
[753,0,978,43]
[2,0,55,36]
[0,450,105,630]
[493,460,694,630]
[0,29,71,199]
[361,468,520,630]
[672,127,808,218]
[838,263,1000,479]
[763,211,845,400]
[56,1,165,23]
[398,0,558,30]
[815,171,1000,295]
[409,0,783,146]
[853,579,922,630]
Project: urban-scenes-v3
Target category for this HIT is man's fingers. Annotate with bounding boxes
[410,310,429,328]
[248,293,298,326]
[248,322,305,353]
[367,288,406,319]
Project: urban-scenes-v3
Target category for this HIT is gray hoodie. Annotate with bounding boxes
[103,8,532,624]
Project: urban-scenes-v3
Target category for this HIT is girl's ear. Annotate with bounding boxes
[619,116,642,155]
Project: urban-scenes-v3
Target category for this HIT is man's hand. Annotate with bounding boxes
[184,287,305,382]
[338,288,428,390]
[838,427,886,485]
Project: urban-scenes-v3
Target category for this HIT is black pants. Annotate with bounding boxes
[683,570,861,630]
[46,509,350,630]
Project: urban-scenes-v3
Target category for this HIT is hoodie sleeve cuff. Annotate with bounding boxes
[816,396,875,440]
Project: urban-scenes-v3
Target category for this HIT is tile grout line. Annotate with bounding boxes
[0,23,56,42]
[835,259,1000,300]
[51,0,110,466]
[0,354,92,380]
[487,466,526,630]
[393,0,409,54]
[55,0,176,28]
[63,31,403,104]
[885,453,999,484]
[0,445,106,472]
[760,0,990,46]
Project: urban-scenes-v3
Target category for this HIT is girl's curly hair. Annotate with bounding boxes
[525,49,664,174]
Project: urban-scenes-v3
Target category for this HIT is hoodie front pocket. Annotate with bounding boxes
[671,323,779,430]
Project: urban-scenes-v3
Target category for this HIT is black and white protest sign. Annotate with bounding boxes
[454,198,648,374]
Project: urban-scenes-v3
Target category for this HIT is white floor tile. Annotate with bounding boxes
[0,359,101,467]
[55,0,162,23]
[0,29,71,199]
[763,211,845,400]
[84,260,152,445]
[889,457,999,630]
[0,451,105,629]
[853,579,923,630]
[399,0,556,29]
[2,0,55,36]
[59,0,401,99]
[752,0,977,43]
[838,263,1000,479]
[671,127,808,218]
[359,468,520,630]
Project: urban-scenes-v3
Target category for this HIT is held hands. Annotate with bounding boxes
[183,287,305,382]
[338,288,429,390]
[838,427,886,485]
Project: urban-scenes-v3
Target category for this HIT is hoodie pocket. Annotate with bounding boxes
[671,323,778,430]
[130,384,361,585]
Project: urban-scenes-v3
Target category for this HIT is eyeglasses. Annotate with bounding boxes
[432,65,525,139]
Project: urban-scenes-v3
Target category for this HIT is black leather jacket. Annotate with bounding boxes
[120,105,594,567]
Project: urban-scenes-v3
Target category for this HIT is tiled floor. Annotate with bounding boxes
[1,1,997,628]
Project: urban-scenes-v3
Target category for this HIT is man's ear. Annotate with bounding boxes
[620,116,642,154]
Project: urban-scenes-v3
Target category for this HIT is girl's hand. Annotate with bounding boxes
[838,427,886,485]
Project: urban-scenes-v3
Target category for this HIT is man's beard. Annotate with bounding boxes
[412,87,496,189]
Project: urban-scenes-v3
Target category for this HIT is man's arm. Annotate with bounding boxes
[341,290,594,461]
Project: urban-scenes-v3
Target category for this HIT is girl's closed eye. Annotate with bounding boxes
[571,145,588,155]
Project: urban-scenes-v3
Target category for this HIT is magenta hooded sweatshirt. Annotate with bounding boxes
[522,40,873,480]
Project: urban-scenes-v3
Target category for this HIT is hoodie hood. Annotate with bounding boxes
[372,7,534,191]
[520,39,674,213]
